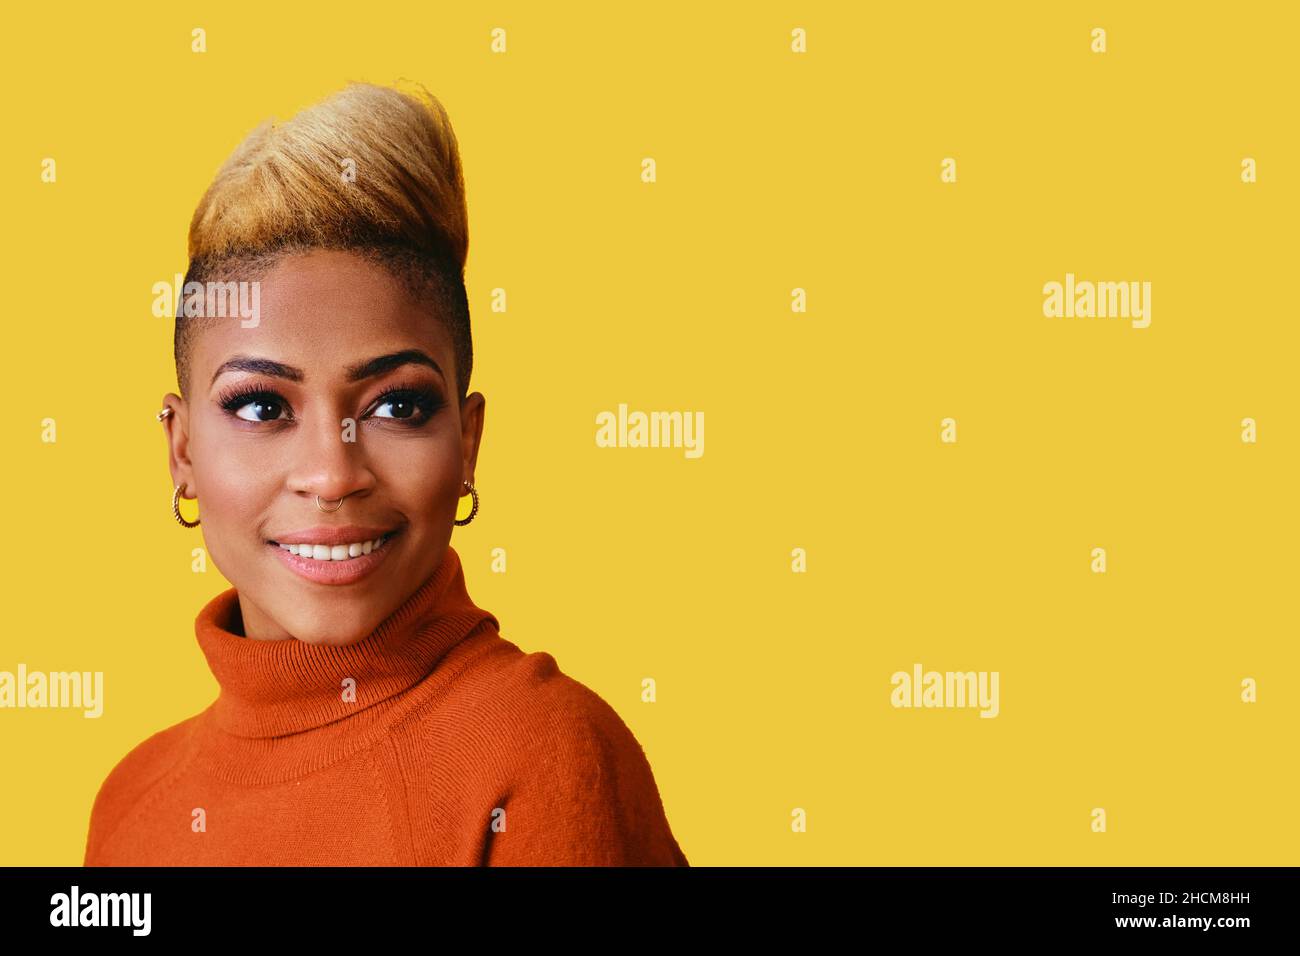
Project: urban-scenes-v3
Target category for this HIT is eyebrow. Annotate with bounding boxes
[209,349,445,389]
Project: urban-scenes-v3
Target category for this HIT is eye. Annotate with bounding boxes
[367,387,443,425]
[219,387,290,422]
[372,393,419,419]
[235,397,286,422]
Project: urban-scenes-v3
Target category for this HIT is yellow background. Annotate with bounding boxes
[2,1,1296,866]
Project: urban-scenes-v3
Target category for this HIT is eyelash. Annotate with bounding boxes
[217,381,444,427]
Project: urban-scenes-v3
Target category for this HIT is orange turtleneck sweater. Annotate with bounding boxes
[82,545,688,866]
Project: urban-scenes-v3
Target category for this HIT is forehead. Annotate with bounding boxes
[193,249,454,391]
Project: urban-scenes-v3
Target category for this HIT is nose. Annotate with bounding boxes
[286,413,376,505]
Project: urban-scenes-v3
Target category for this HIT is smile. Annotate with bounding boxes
[275,533,393,561]
[266,528,401,585]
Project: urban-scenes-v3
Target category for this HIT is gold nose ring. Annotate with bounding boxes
[316,495,345,513]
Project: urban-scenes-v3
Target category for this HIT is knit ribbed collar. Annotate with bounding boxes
[194,544,498,739]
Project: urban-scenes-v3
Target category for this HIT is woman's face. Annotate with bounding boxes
[161,248,485,645]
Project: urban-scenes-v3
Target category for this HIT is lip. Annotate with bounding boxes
[268,527,401,586]
[268,525,397,546]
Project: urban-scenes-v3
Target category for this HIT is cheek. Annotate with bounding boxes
[373,435,464,522]
[189,413,464,533]
[188,429,278,532]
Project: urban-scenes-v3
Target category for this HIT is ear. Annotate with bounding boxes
[459,391,485,484]
[160,393,197,498]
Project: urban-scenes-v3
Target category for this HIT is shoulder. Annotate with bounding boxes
[448,638,645,771]
[437,639,687,865]
[83,714,202,864]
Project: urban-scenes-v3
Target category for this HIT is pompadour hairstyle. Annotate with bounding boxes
[174,82,473,402]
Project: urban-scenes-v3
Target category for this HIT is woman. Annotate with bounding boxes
[83,82,688,866]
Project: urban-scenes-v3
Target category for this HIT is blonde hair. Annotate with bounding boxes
[175,82,473,400]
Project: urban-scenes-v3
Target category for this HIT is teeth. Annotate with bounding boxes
[278,535,388,560]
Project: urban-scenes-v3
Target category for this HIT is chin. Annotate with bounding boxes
[265,599,376,646]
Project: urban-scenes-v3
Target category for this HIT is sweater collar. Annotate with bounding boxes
[195,544,498,738]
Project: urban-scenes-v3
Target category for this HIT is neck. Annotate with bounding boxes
[194,544,499,739]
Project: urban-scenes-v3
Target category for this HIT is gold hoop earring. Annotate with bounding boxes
[454,480,479,526]
[172,483,200,528]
